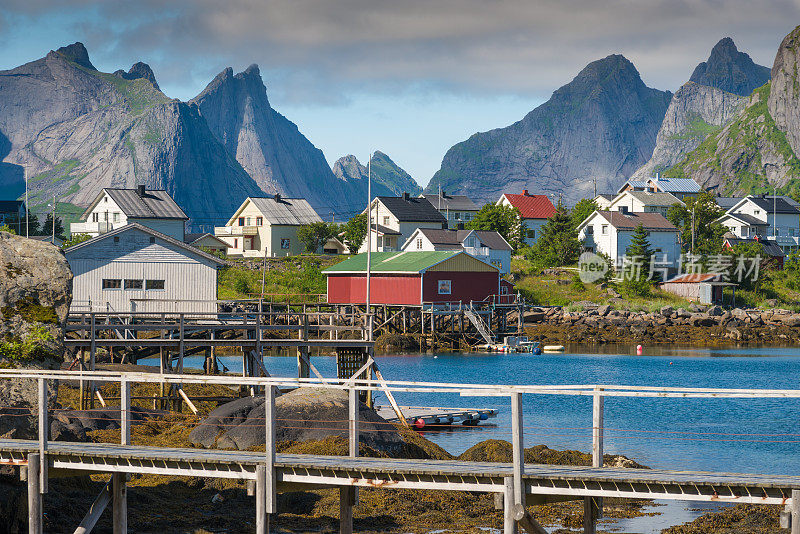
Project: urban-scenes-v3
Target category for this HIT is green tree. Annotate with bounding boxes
[297,221,337,253]
[571,198,599,227]
[23,214,41,236]
[342,213,367,253]
[667,192,726,255]
[467,203,524,250]
[621,223,654,296]
[41,213,65,239]
[62,233,92,249]
[528,201,582,267]
[0,224,16,235]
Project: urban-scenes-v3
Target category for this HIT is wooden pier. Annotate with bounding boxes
[4,370,800,534]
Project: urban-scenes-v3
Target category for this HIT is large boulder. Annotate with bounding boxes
[190,388,411,456]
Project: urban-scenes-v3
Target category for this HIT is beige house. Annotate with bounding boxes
[608,190,683,218]
[215,195,322,257]
[185,233,229,256]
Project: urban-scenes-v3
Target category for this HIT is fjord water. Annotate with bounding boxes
[156,345,800,475]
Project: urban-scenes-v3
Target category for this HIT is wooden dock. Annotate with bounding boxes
[5,370,800,534]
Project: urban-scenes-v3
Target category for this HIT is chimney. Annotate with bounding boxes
[403,192,410,201]
[655,172,660,180]
[274,193,281,202]
[522,189,529,196]
[136,184,146,197]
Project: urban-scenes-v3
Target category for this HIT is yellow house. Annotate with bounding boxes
[214,195,323,257]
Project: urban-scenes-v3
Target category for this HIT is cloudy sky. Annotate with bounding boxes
[1,1,798,185]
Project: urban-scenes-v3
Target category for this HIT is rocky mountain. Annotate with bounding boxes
[664,26,800,199]
[191,65,356,219]
[331,151,422,200]
[634,39,767,178]
[0,43,262,228]
[689,37,770,96]
[426,55,672,204]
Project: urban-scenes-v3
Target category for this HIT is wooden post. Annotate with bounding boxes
[510,392,523,506]
[264,385,277,514]
[90,313,96,409]
[584,387,604,532]
[792,490,800,534]
[112,473,127,534]
[255,465,269,534]
[503,477,517,534]
[37,378,47,494]
[512,503,548,534]
[120,379,131,446]
[27,453,42,534]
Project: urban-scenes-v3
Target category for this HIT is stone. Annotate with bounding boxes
[607,288,622,298]
[763,299,780,308]
[597,305,612,317]
[769,25,800,157]
[780,315,800,328]
[707,305,723,316]
[689,303,705,313]
[676,308,691,318]
[660,306,674,317]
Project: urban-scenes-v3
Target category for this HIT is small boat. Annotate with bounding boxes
[543,345,565,352]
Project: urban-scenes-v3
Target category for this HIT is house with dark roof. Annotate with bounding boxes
[360,193,447,252]
[0,200,25,232]
[594,194,615,210]
[715,195,800,254]
[496,190,556,246]
[401,227,512,273]
[577,211,681,270]
[185,233,230,256]
[64,223,225,315]
[422,192,480,229]
[617,174,702,201]
[214,194,322,257]
[722,232,786,269]
[70,186,188,241]
[608,190,684,218]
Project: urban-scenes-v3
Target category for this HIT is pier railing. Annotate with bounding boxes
[5,370,800,534]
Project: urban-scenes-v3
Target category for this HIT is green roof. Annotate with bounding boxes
[322,251,461,274]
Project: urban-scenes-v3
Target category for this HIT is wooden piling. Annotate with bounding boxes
[27,453,42,534]
[112,473,127,534]
[503,477,517,534]
[792,490,800,534]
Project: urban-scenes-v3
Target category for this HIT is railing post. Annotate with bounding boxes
[340,387,359,533]
[37,378,48,494]
[255,464,268,534]
[90,313,96,409]
[792,490,800,534]
[584,387,604,534]
[510,392,523,507]
[120,378,131,446]
[264,384,277,515]
[503,476,517,534]
[27,453,42,534]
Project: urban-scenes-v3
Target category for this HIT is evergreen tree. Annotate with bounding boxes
[467,203,524,250]
[570,198,598,227]
[41,213,65,239]
[622,223,654,295]
[666,191,726,255]
[529,200,582,267]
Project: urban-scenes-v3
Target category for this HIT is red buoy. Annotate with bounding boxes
[415,418,425,429]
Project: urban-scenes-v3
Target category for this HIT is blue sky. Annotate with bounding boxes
[1,2,797,186]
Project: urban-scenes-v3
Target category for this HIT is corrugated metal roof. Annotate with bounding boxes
[422,194,480,212]
[415,228,512,251]
[715,197,743,210]
[103,189,189,219]
[663,273,720,284]
[622,191,683,206]
[323,251,461,273]
[746,195,800,214]
[650,177,702,193]
[616,180,649,194]
[596,211,678,231]
[376,196,447,223]
[501,194,556,219]
[248,197,323,225]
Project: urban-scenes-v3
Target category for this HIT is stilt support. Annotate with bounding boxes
[112,473,127,534]
[27,453,42,534]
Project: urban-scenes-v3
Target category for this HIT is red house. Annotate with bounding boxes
[324,251,500,306]
[497,190,556,246]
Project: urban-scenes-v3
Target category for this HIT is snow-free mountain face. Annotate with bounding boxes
[331,151,422,201]
[0,43,262,228]
[689,37,771,97]
[426,54,673,204]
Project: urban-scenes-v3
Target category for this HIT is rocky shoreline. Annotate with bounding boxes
[523,304,800,345]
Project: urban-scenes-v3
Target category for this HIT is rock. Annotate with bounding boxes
[332,152,421,198]
[689,37,770,97]
[659,306,674,317]
[731,308,749,320]
[689,303,705,313]
[780,315,800,328]
[607,288,621,298]
[707,305,723,317]
[763,299,779,308]
[769,25,800,157]
[597,305,612,317]
[426,54,672,204]
[50,419,87,442]
[675,308,692,318]
[189,396,264,448]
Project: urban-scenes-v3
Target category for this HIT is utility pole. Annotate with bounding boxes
[593,178,597,198]
[51,195,56,244]
[691,204,696,254]
[25,168,29,238]
[774,187,777,239]
[366,152,372,311]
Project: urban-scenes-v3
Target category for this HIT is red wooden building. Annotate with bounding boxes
[324,251,500,306]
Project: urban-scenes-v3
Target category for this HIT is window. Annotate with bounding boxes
[526,229,535,239]
[238,217,245,226]
[383,216,390,225]
[586,226,594,235]
[103,197,107,202]
[104,211,109,221]
[754,210,760,215]
[464,213,471,221]
[113,212,120,223]
[281,238,290,249]
[742,227,748,236]
[454,212,461,220]
[113,236,120,243]
[145,279,165,290]
[416,238,423,250]
[149,236,155,244]
[256,217,263,226]
[601,225,609,235]
[124,279,143,290]
[246,217,251,225]
[437,280,451,295]
[234,238,238,248]
[92,213,99,222]
[102,279,121,290]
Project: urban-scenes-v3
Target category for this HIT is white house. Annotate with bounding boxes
[64,223,225,315]
[422,193,480,229]
[594,194,615,210]
[577,211,682,271]
[215,194,323,257]
[401,227,513,273]
[70,186,188,241]
[497,190,556,246]
[608,191,683,218]
[715,195,800,254]
[360,194,447,252]
[617,175,702,201]
[185,233,229,256]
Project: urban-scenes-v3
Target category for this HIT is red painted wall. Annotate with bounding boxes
[327,274,422,305]
[422,271,499,303]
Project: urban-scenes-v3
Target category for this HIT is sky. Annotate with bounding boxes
[1,2,799,187]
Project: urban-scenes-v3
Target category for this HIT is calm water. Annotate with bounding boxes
[142,344,800,476]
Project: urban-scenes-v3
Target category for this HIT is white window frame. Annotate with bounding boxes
[437,280,451,295]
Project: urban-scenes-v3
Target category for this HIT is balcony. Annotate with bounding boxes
[70,221,112,236]
[214,225,259,236]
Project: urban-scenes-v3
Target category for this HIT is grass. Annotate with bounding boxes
[218,255,346,300]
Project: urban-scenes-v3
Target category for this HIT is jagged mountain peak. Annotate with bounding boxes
[113,62,160,91]
[689,37,770,96]
[332,152,422,197]
[53,42,95,70]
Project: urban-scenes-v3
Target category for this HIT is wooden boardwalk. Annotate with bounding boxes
[5,370,800,534]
